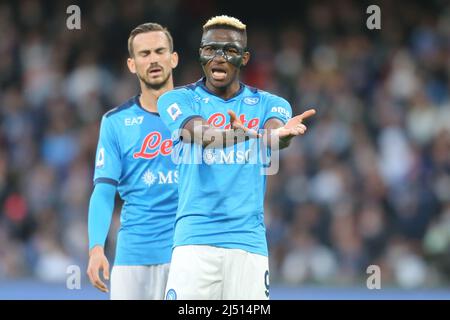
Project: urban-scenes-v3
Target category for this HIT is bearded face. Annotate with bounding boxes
[128,31,178,90]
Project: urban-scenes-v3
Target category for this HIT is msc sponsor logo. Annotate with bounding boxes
[202,149,258,165]
[133,132,173,160]
[142,170,157,186]
[203,149,215,165]
[142,170,178,187]
[124,116,144,126]
[271,106,291,120]
[243,97,259,105]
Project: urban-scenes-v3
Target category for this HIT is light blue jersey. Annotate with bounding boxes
[93,95,178,265]
[157,78,292,256]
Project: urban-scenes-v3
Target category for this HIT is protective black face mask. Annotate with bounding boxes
[199,41,246,68]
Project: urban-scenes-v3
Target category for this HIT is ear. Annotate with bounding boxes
[241,51,250,67]
[171,51,179,69]
[127,57,136,74]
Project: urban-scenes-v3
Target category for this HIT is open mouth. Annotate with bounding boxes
[148,67,162,76]
[211,67,227,81]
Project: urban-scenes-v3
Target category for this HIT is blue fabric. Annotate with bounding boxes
[157,78,292,257]
[91,95,178,265]
[88,182,116,250]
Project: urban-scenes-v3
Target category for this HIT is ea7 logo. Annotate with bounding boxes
[271,106,291,120]
[125,116,144,126]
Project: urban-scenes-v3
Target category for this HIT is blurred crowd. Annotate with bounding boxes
[0,0,449,288]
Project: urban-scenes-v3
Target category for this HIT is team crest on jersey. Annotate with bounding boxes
[243,97,259,105]
[142,170,157,186]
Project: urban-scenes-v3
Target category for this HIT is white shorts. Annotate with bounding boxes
[110,264,170,300]
[164,245,269,300]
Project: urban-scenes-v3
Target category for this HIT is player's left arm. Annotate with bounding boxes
[264,109,316,149]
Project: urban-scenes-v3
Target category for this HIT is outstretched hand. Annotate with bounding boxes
[275,109,316,138]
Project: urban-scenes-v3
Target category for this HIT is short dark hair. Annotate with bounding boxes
[128,23,174,57]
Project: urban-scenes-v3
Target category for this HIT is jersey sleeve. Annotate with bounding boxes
[262,94,293,126]
[93,115,122,185]
[157,89,202,141]
[87,182,116,249]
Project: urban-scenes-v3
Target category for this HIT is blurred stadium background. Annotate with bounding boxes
[0,0,449,299]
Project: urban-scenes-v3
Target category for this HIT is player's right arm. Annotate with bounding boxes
[87,183,116,293]
[86,115,122,293]
[157,89,259,148]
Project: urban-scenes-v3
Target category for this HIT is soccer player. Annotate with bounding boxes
[86,23,179,300]
[157,15,315,299]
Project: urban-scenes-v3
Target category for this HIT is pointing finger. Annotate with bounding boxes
[227,110,238,122]
[298,108,316,120]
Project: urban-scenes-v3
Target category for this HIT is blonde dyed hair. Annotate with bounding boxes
[203,15,246,31]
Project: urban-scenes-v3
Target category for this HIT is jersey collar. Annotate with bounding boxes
[196,77,246,101]
[134,95,160,116]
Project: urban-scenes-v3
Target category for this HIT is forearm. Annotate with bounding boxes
[263,119,292,150]
[88,183,116,250]
[262,129,292,150]
[183,117,249,148]
[277,136,292,150]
